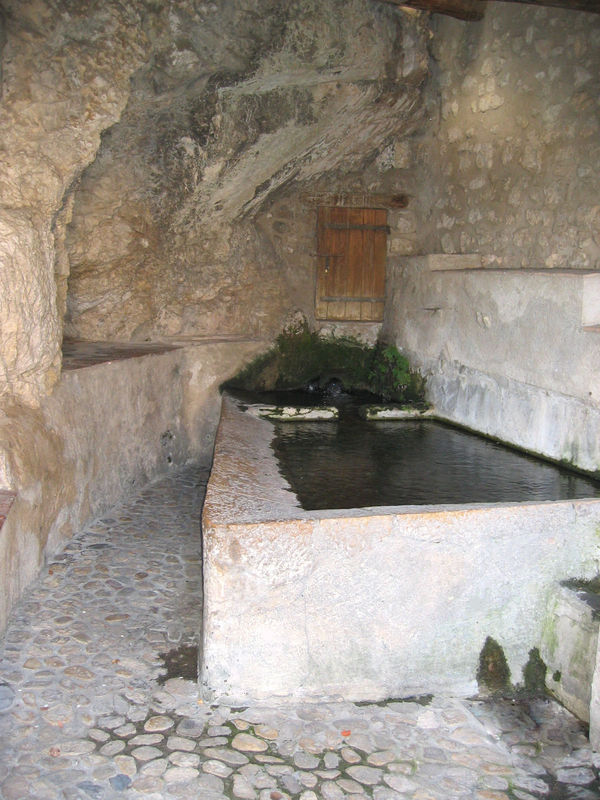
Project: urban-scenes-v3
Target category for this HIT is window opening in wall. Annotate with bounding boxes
[315,206,388,321]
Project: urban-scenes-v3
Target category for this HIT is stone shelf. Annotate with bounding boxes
[62,336,262,370]
[0,490,15,532]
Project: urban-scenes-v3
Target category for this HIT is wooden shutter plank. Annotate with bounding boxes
[315,206,387,321]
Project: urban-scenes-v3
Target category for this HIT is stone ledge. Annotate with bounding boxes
[62,336,264,370]
[0,490,16,532]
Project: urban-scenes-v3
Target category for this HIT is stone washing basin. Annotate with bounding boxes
[200,394,600,704]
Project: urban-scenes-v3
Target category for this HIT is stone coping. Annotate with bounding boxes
[203,394,600,527]
[62,336,263,370]
[0,489,15,531]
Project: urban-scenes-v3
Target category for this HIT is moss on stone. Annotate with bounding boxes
[522,647,547,692]
[477,636,511,695]
[541,602,559,658]
[222,320,426,403]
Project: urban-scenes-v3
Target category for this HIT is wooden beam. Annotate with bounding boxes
[381,0,600,18]
[301,192,410,209]
[494,0,600,12]
[380,0,484,20]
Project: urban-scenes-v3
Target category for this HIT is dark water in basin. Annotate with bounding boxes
[272,417,600,510]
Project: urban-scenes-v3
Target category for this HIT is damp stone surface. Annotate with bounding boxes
[0,463,599,799]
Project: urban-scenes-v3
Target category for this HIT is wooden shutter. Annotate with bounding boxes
[315,206,387,321]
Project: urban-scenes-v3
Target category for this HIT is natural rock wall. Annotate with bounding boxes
[0,0,430,635]
[0,0,150,404]
[64,0,430,341]
[414,5,600,268]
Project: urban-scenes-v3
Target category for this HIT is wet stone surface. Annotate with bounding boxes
[1,464,600,799]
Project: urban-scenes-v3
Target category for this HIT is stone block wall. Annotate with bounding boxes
[414,5,600,269]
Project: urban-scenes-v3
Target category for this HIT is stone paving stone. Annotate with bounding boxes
[114,754,138,776]
[169,751,200,767]
[346,764,384,785]
[232,732,269,752]
[163,765,199,783]
[140,758,168,776]
[99,739,126,756]
[321,780,345,799]
[166,735,196,751]
[341,746,362,763]
[294,750,320,769]
[1,464,600,800]
[233,772,257,798]
[337,776,365,792]
[130,733,164,746]
[368,749,397,766]
[555,766,596,784]
[204,746,250,765]
[203,759,234,778]
[383,773,418,792]
[208,724,231,736]
[298,771,318,788]
[255,724,278,740]
[197,771,225,793]
[114,722,137,737]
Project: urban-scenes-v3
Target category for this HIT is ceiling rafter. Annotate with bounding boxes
[380,0,600,21]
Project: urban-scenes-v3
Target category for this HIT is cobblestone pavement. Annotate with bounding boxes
[1,465,600,800]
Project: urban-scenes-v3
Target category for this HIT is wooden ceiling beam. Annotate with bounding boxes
[381,0,600,19]
[497,0,600,12]
[381,0,485,20]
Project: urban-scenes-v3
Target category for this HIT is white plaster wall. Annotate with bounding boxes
[383,261,600,472]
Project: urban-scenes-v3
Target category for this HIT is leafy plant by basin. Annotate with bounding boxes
[222,320,426,404]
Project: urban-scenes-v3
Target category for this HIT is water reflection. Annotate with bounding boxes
[272,419,600,510]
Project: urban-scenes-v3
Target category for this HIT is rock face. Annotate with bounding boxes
[415,5,600,268]
[0,0,150,404]
[0,0,429,635]
[64,0,430,341]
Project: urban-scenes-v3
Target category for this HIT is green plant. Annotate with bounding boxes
[522,647,547,692]
[477,636,512,695]
[369,343,411,401]
[222,320,426,404]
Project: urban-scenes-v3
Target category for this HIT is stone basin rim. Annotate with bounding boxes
[204,395,600,527]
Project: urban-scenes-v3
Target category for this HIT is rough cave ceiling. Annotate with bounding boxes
[61,0,431,340]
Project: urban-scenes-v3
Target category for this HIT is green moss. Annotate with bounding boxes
[477,636,511,695]
[540,604,559,659]
[522,647,547,692]
[563,575,600,594]
[222,319,426,403]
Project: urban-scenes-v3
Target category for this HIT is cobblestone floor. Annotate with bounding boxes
[1,465,599,800]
